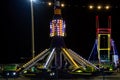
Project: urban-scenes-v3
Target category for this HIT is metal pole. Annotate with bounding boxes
[30,0,35,58]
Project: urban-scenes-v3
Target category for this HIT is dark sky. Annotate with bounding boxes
[1,0,120,63]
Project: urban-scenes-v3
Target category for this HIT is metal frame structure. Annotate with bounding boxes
[88,15,119,68]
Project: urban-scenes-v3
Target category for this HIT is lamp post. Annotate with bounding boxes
[29,0,52,59]
[30,0,35,58]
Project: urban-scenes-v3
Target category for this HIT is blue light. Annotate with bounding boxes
[13,72,16,75]
[30,0,36,2]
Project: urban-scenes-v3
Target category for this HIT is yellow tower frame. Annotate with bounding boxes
[98,34,111,63]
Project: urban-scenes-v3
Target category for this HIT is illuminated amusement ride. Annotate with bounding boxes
[16,0,99,74]
[88,15,119,70]
[15,1,120,77]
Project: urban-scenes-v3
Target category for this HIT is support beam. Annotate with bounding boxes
[44,48,56,69]
[62,48,79,69]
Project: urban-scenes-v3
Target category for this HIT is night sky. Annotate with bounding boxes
[1,0,120,63]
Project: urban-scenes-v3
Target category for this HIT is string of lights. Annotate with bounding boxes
[32,0,120,11]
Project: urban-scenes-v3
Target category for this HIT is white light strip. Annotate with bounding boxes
[44,48,55,68]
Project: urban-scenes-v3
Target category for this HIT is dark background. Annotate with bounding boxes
[1,0,120,63]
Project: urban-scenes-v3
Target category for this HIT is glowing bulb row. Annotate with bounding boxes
[30,0,112,10]
[89,5,111,10]
[48,2,65,7]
